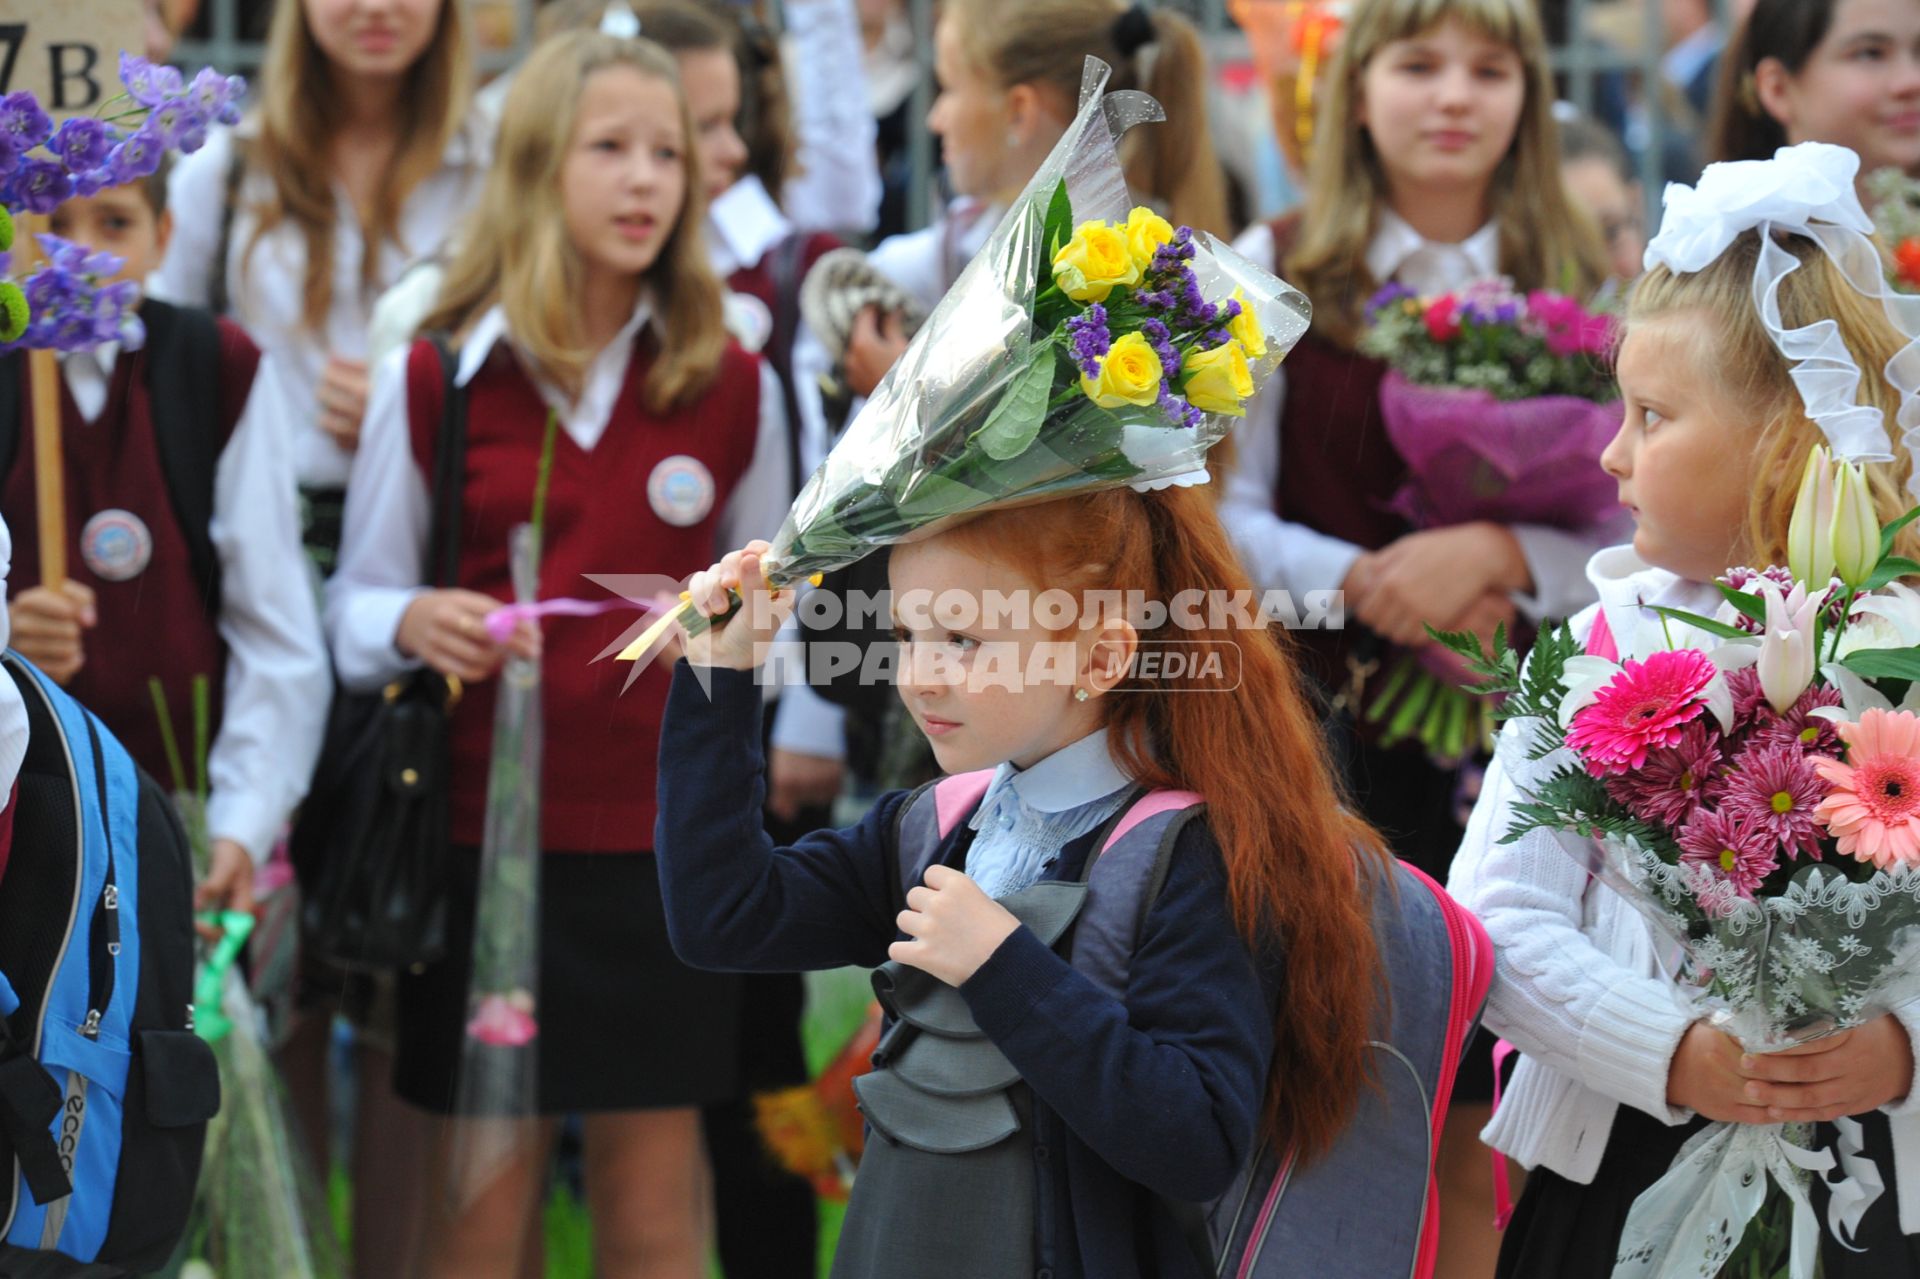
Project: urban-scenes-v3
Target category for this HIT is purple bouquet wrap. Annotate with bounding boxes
[1378,371,1626,531]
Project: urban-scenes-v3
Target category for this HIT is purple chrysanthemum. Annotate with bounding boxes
[1720,565,1850,633]
[1677,807,1779,900]
[1718,741,1828,859]
[1748,682,1845,755]
[1604,722,1724,827]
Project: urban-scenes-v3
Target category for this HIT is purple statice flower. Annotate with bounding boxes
[1065,304,1111,378]
[1603,722,1724,827]
[0,92,53,151]
[1676,807,1779,901]
[10,158,72,214]
[1718,741,1827,859]
[1156,383,1204,429]
[1140,317,1179,375]
[1365,281,1419,323]
[51,118,117,173]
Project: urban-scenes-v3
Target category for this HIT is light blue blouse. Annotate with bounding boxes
[964,728,1136,899]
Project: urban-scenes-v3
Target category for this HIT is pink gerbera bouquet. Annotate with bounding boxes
[1440,445,1920,1276]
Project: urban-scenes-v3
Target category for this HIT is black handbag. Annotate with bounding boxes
[291,336,467,973]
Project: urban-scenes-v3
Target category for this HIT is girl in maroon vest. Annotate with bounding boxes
[326,31,789,1278]
[1218,0,1609,1274]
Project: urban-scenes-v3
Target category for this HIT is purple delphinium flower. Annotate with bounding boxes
[105,129,164,184]
[1603,722,1724,827]
[1676,807,1779,900]
[1718,740,1828,859]
[220,76,248,125]
[173,107,210,154]
[144,99,193,148]
[11,158,73,214]
[121,53,165,106]
[0,92,53,151]
[51,118,117,173]
[1065,304,1111,378]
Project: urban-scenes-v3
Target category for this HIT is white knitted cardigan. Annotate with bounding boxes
[1447,546,1920,1233]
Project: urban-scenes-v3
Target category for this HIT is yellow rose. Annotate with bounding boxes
[1227,287,1267,360]
[1123,206,1174,272]
[1052,220,1140,303]
[1081,332,1164,408]
[1182,340,1255,416]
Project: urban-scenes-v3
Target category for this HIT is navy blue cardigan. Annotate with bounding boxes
[655,664,1276,1279]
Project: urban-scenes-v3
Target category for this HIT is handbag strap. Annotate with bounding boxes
[424,333,468,589]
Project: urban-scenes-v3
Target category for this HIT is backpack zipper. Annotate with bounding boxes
[79,720,117,1039]
[0,663,88,1240]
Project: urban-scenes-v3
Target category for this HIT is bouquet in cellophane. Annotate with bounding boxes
[1438,445,1920,1277]
[1867,167,1920,294]
[1355,279,1626,764]
[619,58,1308,660]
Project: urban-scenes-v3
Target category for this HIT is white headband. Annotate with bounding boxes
[1645,142,1920,497]
[599,0,641,39]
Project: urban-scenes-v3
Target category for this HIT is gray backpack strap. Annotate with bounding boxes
[1070,790,1206,1000]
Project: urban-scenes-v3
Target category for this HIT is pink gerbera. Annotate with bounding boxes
[1813,709,1920,870]
[1567,649,1719,776]
[1676,807,1779,899]
[1604,723,1723,827]
[1718,742,1828,860]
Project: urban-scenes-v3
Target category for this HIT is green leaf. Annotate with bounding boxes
[973,342,1060,461]
[1880,506,1920,558]
[893,471,994,524]
[1713,582,1766,625]
[1838,646,1920,682]
[1865,556,1920,590]
[1649,605,1750,640]
[1043,179,1074,261]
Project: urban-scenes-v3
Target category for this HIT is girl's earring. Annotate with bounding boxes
[1074,687,1091,703]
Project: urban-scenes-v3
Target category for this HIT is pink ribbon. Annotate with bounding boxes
[483,596,662,644]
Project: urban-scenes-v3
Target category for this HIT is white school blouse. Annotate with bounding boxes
[1218,212,1603,623]
[325,297,789,693]
[61,348,328,865]
[150,115,490,491]
[1448,545,1920,1231]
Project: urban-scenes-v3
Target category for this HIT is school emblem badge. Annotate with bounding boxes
[647,455,716,528]
[80,509,153,582]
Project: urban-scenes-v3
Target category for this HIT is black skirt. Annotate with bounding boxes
[394,847,744,1115]
[1498,1107,1919,1277]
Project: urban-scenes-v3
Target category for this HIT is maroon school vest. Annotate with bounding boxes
[1266,214,1411,690]
[4,319,257,785]
[405,332,762,852]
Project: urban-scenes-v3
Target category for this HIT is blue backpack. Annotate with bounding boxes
[0,652,220,1276]
[894,772,1494,1279]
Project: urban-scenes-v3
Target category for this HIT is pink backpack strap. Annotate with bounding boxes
[1586,608,1619,661]
[1489,1038,1520,1230]
[931,770,997,840]
[1100,789,1204,854]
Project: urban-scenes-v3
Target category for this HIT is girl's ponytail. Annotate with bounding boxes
[1133,8,1230,236]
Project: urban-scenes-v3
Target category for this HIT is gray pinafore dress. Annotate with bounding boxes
[830,882,1088,1278]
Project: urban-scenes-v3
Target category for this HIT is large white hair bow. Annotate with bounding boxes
[1645,142,1920,493]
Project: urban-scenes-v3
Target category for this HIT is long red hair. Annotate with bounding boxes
[943,486,1389,1164]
